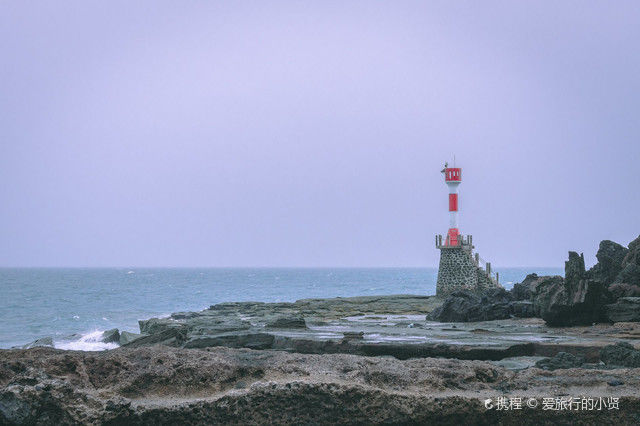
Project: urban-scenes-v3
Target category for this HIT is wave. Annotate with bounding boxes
[54,330,120,351]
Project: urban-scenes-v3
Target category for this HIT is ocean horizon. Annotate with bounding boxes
[0,266,563,350]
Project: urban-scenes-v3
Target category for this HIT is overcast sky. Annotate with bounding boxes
[1,1,638,268]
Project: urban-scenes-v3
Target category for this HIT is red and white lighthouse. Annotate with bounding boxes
[442,164,461,246]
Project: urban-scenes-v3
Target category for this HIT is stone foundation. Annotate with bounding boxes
[436,243,500,297]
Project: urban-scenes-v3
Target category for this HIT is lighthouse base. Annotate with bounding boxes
[435,243,501,297]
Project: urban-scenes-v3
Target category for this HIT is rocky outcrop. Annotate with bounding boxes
[507,236,640,326]
[2,346,639,425]
[600,342,640,367]
[533,252,608,326]
[605,297,640,322]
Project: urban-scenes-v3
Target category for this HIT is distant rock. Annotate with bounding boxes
[183,332,275,350]
[122,328,185,348]
[511,273,543,301]
[605,297,640,322]
[342,331,364,340]
[600,342,640,367]
[119,331,144,346]
[101,328,120,343]
[21,337,54,349]
[535,352,585,370]
[265,315,307,329]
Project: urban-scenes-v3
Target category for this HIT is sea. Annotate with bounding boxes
[0,267,563,350]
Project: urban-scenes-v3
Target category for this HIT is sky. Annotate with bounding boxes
[1,1,639,268]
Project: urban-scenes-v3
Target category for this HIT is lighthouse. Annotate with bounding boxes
[442,165,461,246]
[435,162,501,297]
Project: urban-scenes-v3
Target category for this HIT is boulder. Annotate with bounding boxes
[21,337,54,349]
[427,289,514,322]
[101,328,120,343]
[119,331,144,346]
[534,352,585,370]
[605,297,640,322]
[600,342,640,367]
[265,315,307,329]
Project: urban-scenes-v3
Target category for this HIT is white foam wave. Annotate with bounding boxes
[55,330,119,351]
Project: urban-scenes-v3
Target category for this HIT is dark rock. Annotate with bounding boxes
[511,273,543,301]
[21,337,54,349]
[605,297,640,322]
[101,328,120,343]
[427,291,481,322]
[265,315,307,329]
[183,332,275,350]
[123,327,186,348]
[590,240,628,285]
[565,251,586,283]
[539,278,607,326]
[534,252,608,326]
[342,331,364,340]
[119,331,144,346]
[614,264,640,288]
[608,283,640,301]
[427,289,514,322]
[608,379,624,386]
[530,276,564,316]
[510,301,536,318]
[600,342,640,367]
[534,352,585,370]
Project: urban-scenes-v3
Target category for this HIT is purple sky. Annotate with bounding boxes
[1,2,639,267]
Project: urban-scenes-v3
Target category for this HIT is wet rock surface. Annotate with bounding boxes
[2,346,640,425]
[76,293,638,367]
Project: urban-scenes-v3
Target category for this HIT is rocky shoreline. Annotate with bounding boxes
[3,236,640,424]
[2,346,640,425]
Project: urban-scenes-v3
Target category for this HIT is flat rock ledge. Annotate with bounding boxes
[2,346,640,425]
[116,295,640,364]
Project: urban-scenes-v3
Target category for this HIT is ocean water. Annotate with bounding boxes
[0,267,563,350]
